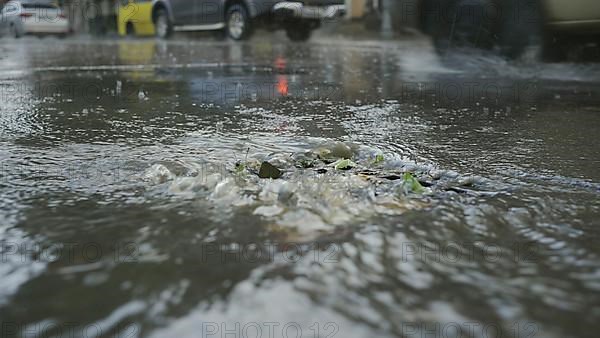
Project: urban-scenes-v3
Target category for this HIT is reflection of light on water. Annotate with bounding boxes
[0,42,42,139]
[150,279,376,338]
[277,75,288,96]
[118,41,157,65]
[0,44,50,305]
[274,56,289,96]
[0,207,47,306]
[0,158,47,306]
[117,40,158,80]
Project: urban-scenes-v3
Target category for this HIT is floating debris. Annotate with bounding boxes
[143,164,175,184]
[334,159,356,170]
[143,137,499,240]
[314,141,354,162]
[258,161,282,179]
[292,152,318,168]
[373,154,385,165]
[401,172,426,194]
[235,161,246,174]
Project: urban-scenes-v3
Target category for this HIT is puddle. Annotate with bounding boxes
[1,38,600,338]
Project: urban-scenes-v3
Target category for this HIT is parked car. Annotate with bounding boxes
[418,0,600,61]
[149,0,346,41]
[118,0,155,36]
[0,0,69,38]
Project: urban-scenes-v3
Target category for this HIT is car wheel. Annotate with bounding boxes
[154,8,172,39]
[286,24,312,42]
[423,0,495,54]
[226,4,252,40]
[497,0,543,59]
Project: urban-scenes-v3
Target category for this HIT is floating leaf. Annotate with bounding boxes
[235,161,246,173]
[334,159,356,170]
[373,154,384,164]
[258,161,282,179]
[402,172,425,193]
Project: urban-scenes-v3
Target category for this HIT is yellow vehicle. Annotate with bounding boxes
[117,0,155,36]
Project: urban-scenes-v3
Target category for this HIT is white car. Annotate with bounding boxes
[0,0,69,38]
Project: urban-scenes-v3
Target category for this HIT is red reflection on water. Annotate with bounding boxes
[274,56,288,96]
[277,75,288,96]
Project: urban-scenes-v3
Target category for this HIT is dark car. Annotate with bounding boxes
[151,0,346,41]
[418,0,600,61]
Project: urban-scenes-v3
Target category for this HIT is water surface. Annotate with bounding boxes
[1,37,600,338]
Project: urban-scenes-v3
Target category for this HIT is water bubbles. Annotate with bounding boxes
[143,164,175,185]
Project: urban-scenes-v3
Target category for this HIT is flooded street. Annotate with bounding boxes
[1,36,600,338]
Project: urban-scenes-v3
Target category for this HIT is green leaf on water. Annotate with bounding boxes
[235,161,246,174]
[402,172,425,193]
[334,159,356,170]
[373,154,384,164]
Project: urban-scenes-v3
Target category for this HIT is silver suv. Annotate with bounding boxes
[151,0,346,41]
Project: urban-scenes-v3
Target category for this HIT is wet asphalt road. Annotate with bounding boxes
[1,35,600,338]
